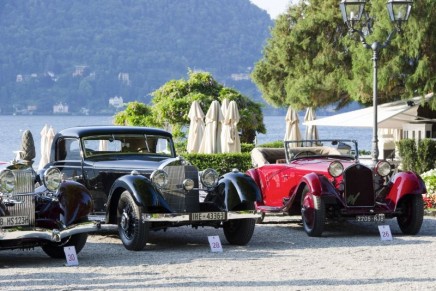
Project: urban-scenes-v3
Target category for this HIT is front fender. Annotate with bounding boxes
[290,173,339,208]
[106,175,171,223]
[220,170,262,211]
[386,171,426,208]
[298,172,322,196]
[57,180,93,226]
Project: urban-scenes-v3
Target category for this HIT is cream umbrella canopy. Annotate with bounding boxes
[304,107,319,145]
[221,98,230,118]
[38,124,49,170]
[186,100,205,153]
[198,100,224,153]
[220,98,230,151]
[222,100,241,153]
[46,126,56,162]
[284,106,302,147]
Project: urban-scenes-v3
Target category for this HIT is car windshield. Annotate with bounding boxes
[284,139,358,161]
[81,134,175,158]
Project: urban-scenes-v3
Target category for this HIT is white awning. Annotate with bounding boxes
[304,93,434,129]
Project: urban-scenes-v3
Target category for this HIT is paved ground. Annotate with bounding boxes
[1,216,436,290]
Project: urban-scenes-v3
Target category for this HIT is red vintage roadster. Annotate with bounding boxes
[247,140,426,236]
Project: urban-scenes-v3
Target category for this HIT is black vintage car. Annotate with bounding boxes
[39,126,261,251]
[0,161,99,258]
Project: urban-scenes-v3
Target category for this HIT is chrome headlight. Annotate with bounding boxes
[328,161,344,178]
[183,179,195,191]
[0,169,16,193]
[44,167,62,192]
[200,168,219,188]
[376,161,391,177]
[151,170,168,188]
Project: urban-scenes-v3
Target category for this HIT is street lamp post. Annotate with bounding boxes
[339,0,413,165]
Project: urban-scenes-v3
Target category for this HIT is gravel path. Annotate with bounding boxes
[1,216,436,290]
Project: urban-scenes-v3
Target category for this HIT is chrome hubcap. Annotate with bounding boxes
[120,211,130,231]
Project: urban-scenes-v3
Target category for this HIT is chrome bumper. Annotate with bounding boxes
[142,210,260,222]
[0,221,114,243]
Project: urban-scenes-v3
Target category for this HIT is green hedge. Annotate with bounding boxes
[181,152,252,174]
[397,138,436,174]
[177,140,284,174]
[258,140,284,148]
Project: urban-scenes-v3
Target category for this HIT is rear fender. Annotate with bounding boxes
[246,168,260,188]
[106,174,170,224]
[386,171,426,208]
[57,180,93,226]
[220,170,262,211]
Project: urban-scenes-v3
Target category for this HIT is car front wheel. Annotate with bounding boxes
[117,191,148,251]
[223,203,256,245]
[41,232,88,259]
[301,186,325,237]
[397,194,424,235]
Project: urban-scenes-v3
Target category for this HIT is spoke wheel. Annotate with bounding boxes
[117,191,148,251]
[397,195,424,235]
[301,186,325,237]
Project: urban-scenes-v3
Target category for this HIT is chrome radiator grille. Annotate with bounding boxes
[4,194,36,226]
[163,165,200,213]
[343,164,375,207]
[12,168,35,194]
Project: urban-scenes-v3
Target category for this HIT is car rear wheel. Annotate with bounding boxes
[41,228,88,259]
[301,186,325,237]
[117,191,149,251]
[223,203,256,245]
[397,194,424,235]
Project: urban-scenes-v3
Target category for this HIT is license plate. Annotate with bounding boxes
[190,212,227,221]
[356,214,385,222]
[0,216,30,227]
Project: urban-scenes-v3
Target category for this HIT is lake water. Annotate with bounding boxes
[0,114,372,166]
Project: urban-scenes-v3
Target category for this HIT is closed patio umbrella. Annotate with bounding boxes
[220,98,229,151]
[46,126,56,162]
[221,99,230,119]
[198,100,223,153]
[222,100,241,153]
[304,107,319,146]
[284,106,302,147]
[187,101,205,153]
[38,124,49,170]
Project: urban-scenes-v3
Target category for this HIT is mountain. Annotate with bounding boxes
[0,0,272,114]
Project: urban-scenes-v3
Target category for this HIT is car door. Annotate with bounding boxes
[52,137,84,184]
[258,164,294,207]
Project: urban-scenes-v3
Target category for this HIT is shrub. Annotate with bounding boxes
[397,139,436,174]
[416,139,436,174]
[241,143,255,153]
[421,169,436,209]
[258,140,284,148]
[181,153,252,174]
[397,139,417,172]
[422,169,436,194]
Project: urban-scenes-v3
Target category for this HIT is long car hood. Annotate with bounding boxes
[289,158,357,174]
[89,159,166,172]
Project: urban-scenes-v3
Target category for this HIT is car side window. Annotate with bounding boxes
[65,139,81,160]
[155,138,172,155]
[56,138,81,160]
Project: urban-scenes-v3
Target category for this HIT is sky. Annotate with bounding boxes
[250,0,296,19]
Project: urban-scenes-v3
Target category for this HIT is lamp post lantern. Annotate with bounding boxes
[339,0,413,165]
